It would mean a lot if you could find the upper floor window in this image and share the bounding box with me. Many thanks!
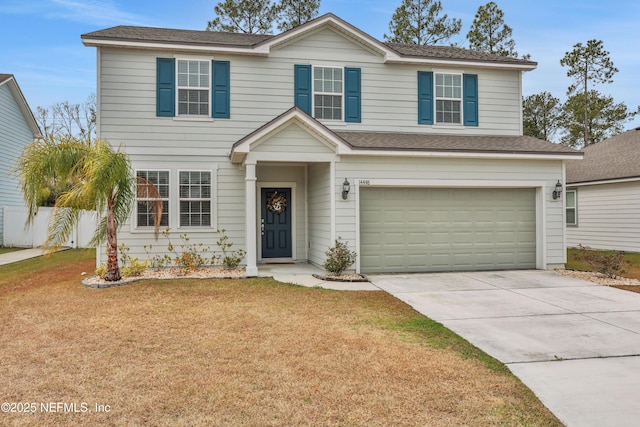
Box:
[156,58,230,119]
[566,189,577,226]
[435,73,462,124]
[177,60,210,116]
[294,64,361,123]
[313,66,343,120]
[418,71,478,127]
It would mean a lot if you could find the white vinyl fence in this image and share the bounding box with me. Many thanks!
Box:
[2,205,96,248]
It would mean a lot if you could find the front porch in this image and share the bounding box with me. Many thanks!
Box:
[230,108,353,277]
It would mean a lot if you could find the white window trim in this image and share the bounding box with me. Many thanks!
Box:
[312,65,344,122]
[133,169,171,231]
[566,189,577,226]
[177,169,217,230]
[434,72,463,125]
[176,58,211,118]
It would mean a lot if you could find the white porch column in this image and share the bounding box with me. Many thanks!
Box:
[245,161,258,277]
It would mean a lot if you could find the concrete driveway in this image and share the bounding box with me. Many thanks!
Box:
[370,270,640,427]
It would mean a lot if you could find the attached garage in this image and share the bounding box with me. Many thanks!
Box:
[359,187,537,274]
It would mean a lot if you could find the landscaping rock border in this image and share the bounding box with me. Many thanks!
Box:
[312,273,369,283]
[82,267,247,289]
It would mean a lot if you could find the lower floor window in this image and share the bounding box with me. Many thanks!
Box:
[179,171,212,227]
[136,170,169,228]
[566,189,577,225]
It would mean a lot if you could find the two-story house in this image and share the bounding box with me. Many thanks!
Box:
[81,14,581,276]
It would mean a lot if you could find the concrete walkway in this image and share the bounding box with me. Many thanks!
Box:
[258,263,378,291]
[0,248,50,266]
[370,270,640,427]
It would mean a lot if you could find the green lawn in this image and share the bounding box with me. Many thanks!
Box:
[0,249,562,426]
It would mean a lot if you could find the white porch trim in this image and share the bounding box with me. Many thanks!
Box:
[245,162,258,276]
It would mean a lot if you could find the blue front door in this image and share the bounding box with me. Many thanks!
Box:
[261,188,292,258]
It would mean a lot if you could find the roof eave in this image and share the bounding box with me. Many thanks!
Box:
[567,176,640,186]
[384,56,537,71]
[81,37,271,56]
[341,149,582,160]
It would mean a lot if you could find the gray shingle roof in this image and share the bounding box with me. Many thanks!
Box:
[81,26,272,48]
[81,14,535,67]
[385,43,535,66]
[336,131,579,155]
[566,128,640,184]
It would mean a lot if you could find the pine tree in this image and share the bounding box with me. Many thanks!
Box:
[523,92,562,142]
[560,39,618,146]
[277,0,320,32]
[384,0,461,46]
[467,2,526,58]
[207,0,279,34]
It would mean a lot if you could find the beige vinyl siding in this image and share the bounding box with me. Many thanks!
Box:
[97,156,246,266]
[335,157,565,269]
[566,181,640,252]
[308,162,332,266]
[251,123,335,154]
[0,84,33,245]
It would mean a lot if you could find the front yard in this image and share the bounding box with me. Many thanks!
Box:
[0,246,25,255]
[0,250,561,426]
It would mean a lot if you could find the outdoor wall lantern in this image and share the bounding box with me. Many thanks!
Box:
[552,180,563,200]
[342,178,351,200]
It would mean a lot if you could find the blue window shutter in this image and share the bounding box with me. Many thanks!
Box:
[212,60,230,119]
[294,64,312,115]
[156,58,175,117]
[463,74,478,126]
[344,67,361,123]
[417,71,433,124]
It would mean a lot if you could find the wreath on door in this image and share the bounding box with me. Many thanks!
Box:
[266,191,287,215]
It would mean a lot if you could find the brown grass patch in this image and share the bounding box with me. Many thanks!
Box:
[0,250,561,426]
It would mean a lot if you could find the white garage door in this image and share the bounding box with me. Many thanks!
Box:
[360,187,536,273]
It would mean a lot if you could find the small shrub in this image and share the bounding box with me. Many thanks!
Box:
[212,229,246,269]
[118,244,148,277]
[173,233,208,274]
[324,238,357,275]
[121,258,148,277]
[575,244,628,278]
[95,263,107,278]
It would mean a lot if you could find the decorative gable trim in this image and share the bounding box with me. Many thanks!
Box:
[230,107,353,164]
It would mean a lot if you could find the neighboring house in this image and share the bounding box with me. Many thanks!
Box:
[81,14,581,276]
[566,127,640,252]
[0,74,40,246]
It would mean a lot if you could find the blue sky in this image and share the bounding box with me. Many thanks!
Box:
[1,0,639,130]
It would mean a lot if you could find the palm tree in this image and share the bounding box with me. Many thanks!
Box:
[17,136,160,281]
